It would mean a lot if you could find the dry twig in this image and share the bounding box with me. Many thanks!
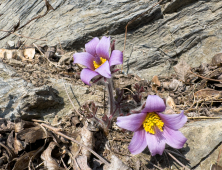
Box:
[62,78,82,118]
[189,70,222,82]
[166,151,190,170]
[41,123,110,165]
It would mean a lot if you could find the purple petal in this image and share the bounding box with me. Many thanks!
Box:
[146,130,166,156]
[163,126,187,149]
[85,37,99,56]
[142,95,166,113]
[95,61,111,78]
[116,113,147,131]
[73,52,95,70]
[109,50,123,66]
[96,36,110,60]
[158,111,187,130]
[80,68,99,86]
[128,127,147,155]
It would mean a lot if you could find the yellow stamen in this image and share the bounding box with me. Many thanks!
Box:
[93,57,107,69]
[143,112,164,134]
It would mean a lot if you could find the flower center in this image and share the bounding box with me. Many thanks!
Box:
[143,112,164,134]
[93,57,107,69]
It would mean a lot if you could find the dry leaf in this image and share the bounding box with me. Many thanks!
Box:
[7,130,14,150]
[41,142,64,170]
[194,89,221,99]
[151,75,160,92]
[162,82,171,90]
[76,155,92,170]
[23,48,35,59]
[14,134,24,154]
[0,118,14,133]
[212,53,222,67]
[81,125,94,160]
[173,59,191,82]
[12,149,37,170]
[169,79,183,91]
[70,134,81,157]
[166,96,175,109]
[14,120,25,133]
[210,163,222,170]
[44,0,54,11]
[17,125,48,143]
[0,143,15,161]
[152,75,160,86]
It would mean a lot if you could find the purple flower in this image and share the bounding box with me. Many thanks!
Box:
[116,95,187,156]
[73,36,123,85]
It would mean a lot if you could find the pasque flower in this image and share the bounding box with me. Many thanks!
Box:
[116,95,187,156]
[73,36,123,85]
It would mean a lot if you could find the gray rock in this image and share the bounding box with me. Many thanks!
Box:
[180,118,222,169]
[1,1,222,80]
[114,0,222,80]
[0,0,161,50]
[0,62,63,120]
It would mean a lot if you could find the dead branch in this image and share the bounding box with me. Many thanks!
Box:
[189,70,222,82]
[166,151,190,170]
[62,78,83,118]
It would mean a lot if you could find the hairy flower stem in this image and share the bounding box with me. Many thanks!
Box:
[105,78,115,117]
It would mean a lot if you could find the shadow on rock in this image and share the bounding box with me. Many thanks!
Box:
[15,85,64,120]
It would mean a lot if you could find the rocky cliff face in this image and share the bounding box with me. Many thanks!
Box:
[1,0,221,80]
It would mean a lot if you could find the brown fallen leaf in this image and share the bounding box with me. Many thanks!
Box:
[12,149,37,170]
[211,53,222,67]
[162,81,171,90]
[173,59,191,82]
[81,125,94,160]
[41,142,65,170]
[0,142,15,161]
[17,125,48,143]
[7,130,14,150]
[70,134,81,157]
[169,79,183,91]
[151,75,160,92]
[166,96,175,110]
[14,134,24,154]
[23,48,35,59]
[76,155,92,170]
[211,163,222,170]
[14,120,25,133]
[194,89,221,99]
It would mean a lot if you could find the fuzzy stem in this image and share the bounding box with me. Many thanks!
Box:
[105,78,115,117]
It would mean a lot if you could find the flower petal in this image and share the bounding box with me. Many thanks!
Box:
[116,113,147,131]
[158,111,187,130]
[109,50,123,66]
[146,130,166,156]
[128,127,147,155]
[80,68,99,86]
[73,52,95,70]
[163,126,187,149]
[142,95,166,113]
[95,61,111,78]
[96,36,110,60]
[85,37,99,56]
